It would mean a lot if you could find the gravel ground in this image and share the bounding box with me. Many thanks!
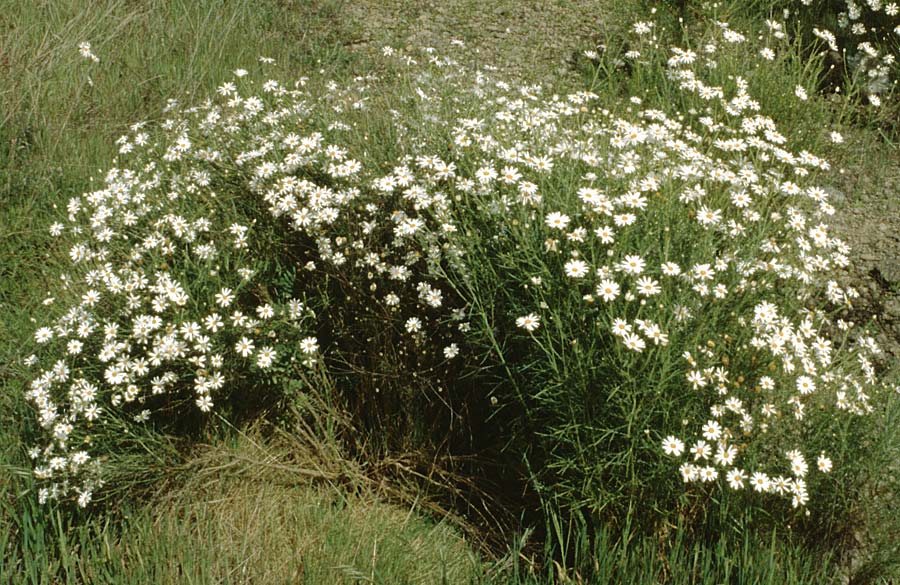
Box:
[342,0,624,86]
[827,134,900,362]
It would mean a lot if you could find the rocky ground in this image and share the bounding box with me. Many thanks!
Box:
[827,137,900,363]
[342,0,623,85]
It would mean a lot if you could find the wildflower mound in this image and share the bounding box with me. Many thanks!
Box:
[21,19,897,558]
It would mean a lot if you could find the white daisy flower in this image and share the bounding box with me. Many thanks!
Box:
[564,259,589,278]
[662,436,685,457]
[516,313,541,332]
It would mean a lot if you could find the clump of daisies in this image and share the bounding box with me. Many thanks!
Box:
[26,125,322,505]
[23,28,893,527]
[794,0,899,105]
[422,17,895,519]
[23,57,476,506]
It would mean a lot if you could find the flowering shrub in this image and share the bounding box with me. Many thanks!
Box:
[24,61,474,506]
[427,19,895,518]
[22,17,894,534]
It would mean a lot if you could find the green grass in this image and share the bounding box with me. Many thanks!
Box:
[1,435,485,584]
[0,483,843,584]
[2,0,899,583]
[0,433,848,584]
